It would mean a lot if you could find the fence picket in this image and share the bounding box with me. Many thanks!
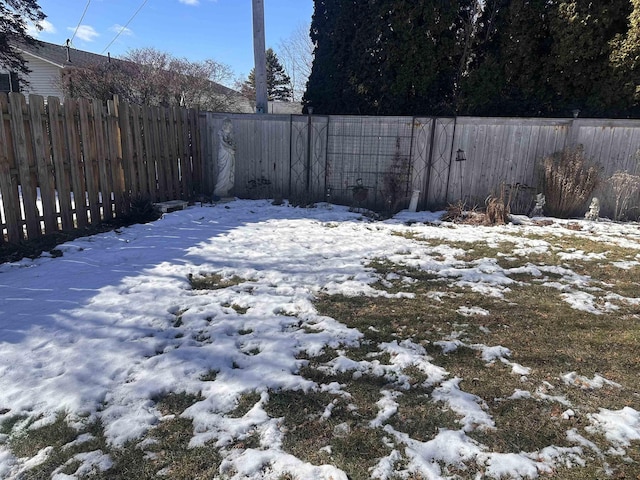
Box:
[28,95,58,233]
[130,105,148,197]
[107,99,125,215]
[0,94,21,242]
[163,108,176,199]
[176,107,189,198]
[47,97,74,230]
[117,101,136,198]
[190,108,202,195]
[8,93,40,238]
[92,101,113,219]
[77,98,101,224]
[63,99,88,229]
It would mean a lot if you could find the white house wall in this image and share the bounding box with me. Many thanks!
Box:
[22,54,64,100]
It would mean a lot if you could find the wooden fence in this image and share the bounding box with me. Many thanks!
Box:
[0,93,201,243]
[202,113,640,219]
[3,101,640,245]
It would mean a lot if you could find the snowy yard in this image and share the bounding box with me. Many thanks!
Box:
[0,199,639,479]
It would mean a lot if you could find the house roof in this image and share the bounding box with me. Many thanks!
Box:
[17,40,115,69]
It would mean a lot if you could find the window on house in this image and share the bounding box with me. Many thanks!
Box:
[0,72,20,93]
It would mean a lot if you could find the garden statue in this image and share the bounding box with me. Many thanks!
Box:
[529,193,546,217]
[585,197,600,221]
[213,118,236,199]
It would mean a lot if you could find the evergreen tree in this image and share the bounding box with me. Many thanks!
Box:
[245,48,293,102]
[609,0,640,115]
[304,0,366,113]
[548,0,633,116]
[306,0,640,117]
[0,0,46,76]
[463,0,639,117]
[462,0,555,116]
[305,0,491,115]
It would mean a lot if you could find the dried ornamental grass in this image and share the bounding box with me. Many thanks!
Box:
[608,171,640,221]
[542,146,600,218]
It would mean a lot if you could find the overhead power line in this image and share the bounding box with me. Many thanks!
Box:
[69,0,92,45]
[101,0,150,55]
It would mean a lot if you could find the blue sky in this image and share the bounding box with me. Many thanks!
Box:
[30,0,314,81]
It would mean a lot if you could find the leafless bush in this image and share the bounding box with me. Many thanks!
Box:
[542,146,600,218]
[441,201,484,224]
[441,200,465,222]
[608,171,640,221]
[382,139,411,217]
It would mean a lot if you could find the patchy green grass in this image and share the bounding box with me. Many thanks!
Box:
[2,225,640,479]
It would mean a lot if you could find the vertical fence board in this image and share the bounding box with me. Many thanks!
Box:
[189,108,202,197]
[107,99,125,215]
[177,108,190,198]
[164,107,177,199]
[141,106,158,202]
[155,108,170,200]
[63,99,88,229]
[92,101,113,219]
[48,97,74,230]
[29,95,57,233]
[118,101,137,199]
[0,94,21,242]
[8,93,40,238]
[130,105,148,197]
[78,98,101,223]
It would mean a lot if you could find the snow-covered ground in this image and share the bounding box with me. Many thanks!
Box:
[0,200,639,479]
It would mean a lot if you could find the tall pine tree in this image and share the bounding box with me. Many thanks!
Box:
[245,48,293,102]
[306,0,640,117]
[305,0,495,115]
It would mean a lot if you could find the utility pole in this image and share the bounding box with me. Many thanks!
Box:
[252,0,268,114]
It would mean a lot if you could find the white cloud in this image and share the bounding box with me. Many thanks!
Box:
[67,25,99,42]
[27,19,56,38]
[110,24,133,36]
[179,0,200,5]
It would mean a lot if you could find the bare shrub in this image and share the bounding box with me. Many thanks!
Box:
[441,201,484,224]
[382,138,411,217]
[608,171,640,221]
[441,201,465,222]
[542,146,600,218]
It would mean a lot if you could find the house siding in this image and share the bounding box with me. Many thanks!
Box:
[21,54,64,100]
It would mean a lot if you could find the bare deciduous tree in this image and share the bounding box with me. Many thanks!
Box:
[60,47,248,112]
[276,22,313,103]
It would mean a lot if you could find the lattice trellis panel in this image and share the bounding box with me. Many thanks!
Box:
[324,116,415,211]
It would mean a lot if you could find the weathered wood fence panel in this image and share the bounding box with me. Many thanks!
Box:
[0,93,201,243]
[449,118,571,209]
[203,113,294,199]
[573,120,640,217]
[4,100,640,244]
[201,114,640,218]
